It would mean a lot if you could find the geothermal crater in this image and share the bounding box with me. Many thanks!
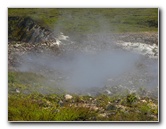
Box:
[8,17,158,97]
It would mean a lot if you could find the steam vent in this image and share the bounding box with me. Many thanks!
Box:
[8,8,159,122]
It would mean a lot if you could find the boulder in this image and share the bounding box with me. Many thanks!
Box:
[64,94,73,100]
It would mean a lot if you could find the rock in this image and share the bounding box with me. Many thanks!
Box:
[14,44,21,48]
[58,32,69,41]
[64,94,73,100]
[114,98,121,103]
[46,100,51,106]
[59,100,63,106]
[8,16,56,44]
[98,113,107,118]
[116,41,158,58]
[116,32,158,45]
[141,100,147,103]
[149,114,157,119]
[16,88,20,93]
[116,105,126,111]
[90,106,99,111]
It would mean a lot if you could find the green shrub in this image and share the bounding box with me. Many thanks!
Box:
[146,19,158,27]
[139,104,150,114]
[126,93,138,105]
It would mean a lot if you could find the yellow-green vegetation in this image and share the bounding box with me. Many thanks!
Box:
[8,92,158,121]
[8,72,158,121]
[8,8,158,33]
[8,72,65,94]
[8,93,96,121]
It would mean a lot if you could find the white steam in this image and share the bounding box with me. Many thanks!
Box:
[15,11,158,95]
[17,32,158,94]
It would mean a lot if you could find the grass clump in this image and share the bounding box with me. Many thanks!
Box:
[126,93,138,106]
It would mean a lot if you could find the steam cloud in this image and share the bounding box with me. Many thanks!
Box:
[15,11,158,94]
[17,33,158,94]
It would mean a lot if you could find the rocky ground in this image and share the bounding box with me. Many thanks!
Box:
[115,32,158,58]
[8,31,158,69]
[8,31,159,121]
[115,32,158,45]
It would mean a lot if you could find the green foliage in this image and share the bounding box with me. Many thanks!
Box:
[126,93,138,105]
[139,104,151,114]
[8,8,158,33]
[8,93,57,121]
[8,71,45,85]
[8,8,59,29]
[54,107,97,121]
[8,71,65,94]
[8,92,158,121]
[8,72,17,84]
[8,93,97,121]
